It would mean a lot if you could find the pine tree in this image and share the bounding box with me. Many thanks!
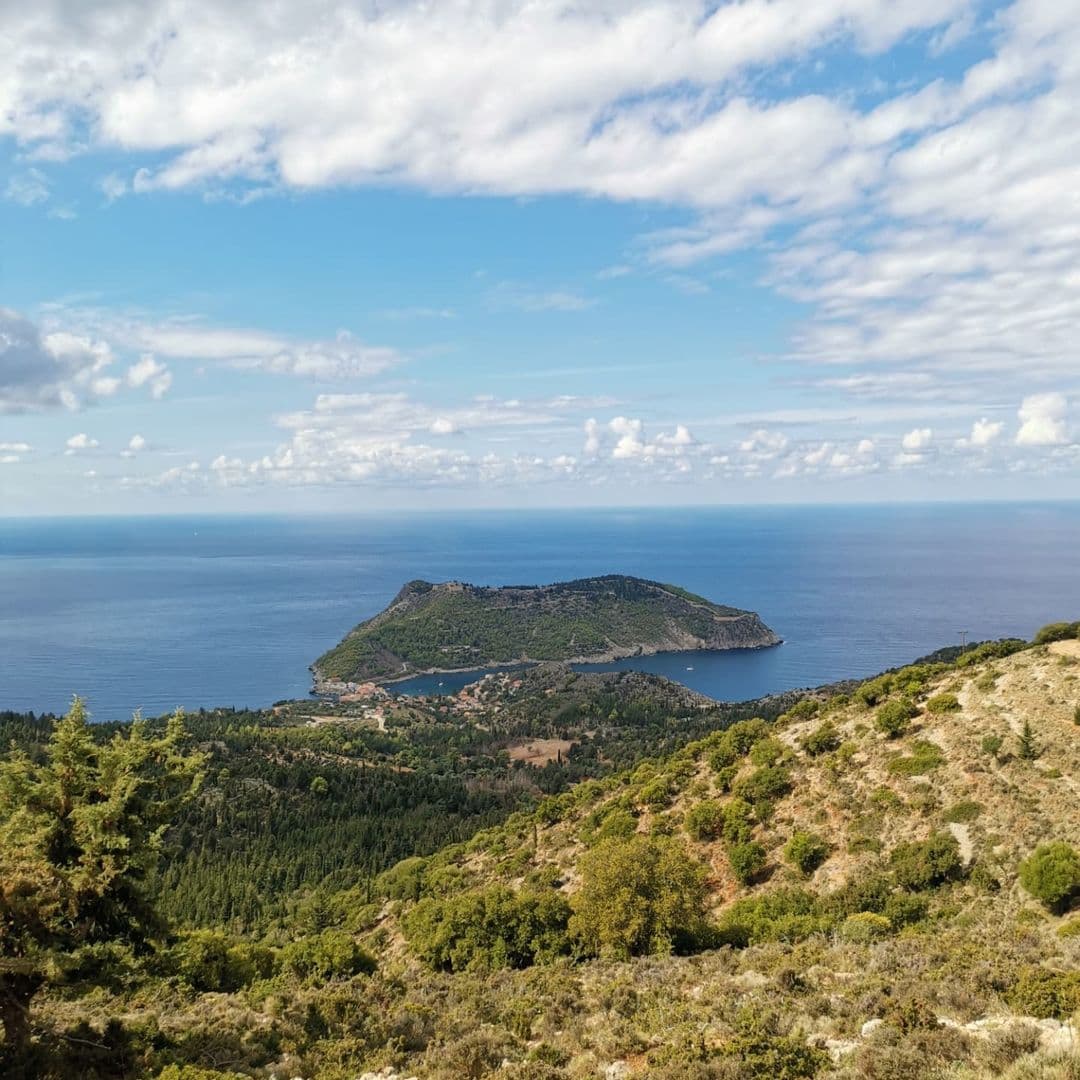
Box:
[0,698,204,1055]
[1018,718,1040,761]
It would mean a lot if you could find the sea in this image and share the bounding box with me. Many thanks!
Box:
[2,502,1078,721]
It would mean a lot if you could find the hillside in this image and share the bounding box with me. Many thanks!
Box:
[13,625,1080,1080]
[313,575,780,688]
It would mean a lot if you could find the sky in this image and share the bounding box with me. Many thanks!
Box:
[1,0,1079,514]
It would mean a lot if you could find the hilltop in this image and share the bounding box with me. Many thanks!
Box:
[313,574,780,688]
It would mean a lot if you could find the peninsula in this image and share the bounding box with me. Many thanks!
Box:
[312,574,780,689]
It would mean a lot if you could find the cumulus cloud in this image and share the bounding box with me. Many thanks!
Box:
[901,428,933,452]
[0,0,967,200]
[959,417,1004,448]
[120,433,147,458]
[65,432,99,453]
[1016,392,1070,447]
[0,308,118,412]
[126,355,172,399]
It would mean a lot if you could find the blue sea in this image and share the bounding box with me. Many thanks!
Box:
[2,503,1078,720]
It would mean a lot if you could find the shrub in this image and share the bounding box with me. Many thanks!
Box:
[890,833,964,891]
[925,692,960,714]
[719,1031,827,1078]
[943,800,982,823]
[1019,843,1080,911]
[749,736,786,767]
[981,733,1004,759]
[155,1069,249,1080]
[887,740,945,776]
[717,888,828,946]
[591,807,638,844]
[728,841,767,884]
[1034,621,1080,645]
[801,721,841,756]
[876,698,918,738]
[279,929,376,982]
[570,835,710,959]
[684,800,725,842]
[1007,968,1080,1019]
[374,855,428,901]
[784,831,830,876]
[733,765,792,809]
[403,886,571,972]
[172,930,272,992]
[720,797,756,845]
[840,912,892,942]
[637,776,671,809]
[1057,916,1080,938]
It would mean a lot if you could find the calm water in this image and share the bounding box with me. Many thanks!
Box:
[1,503,1078,719]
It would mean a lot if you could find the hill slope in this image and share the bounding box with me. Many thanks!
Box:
[313,574,780,687]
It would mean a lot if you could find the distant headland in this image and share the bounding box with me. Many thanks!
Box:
[312,574,781,691]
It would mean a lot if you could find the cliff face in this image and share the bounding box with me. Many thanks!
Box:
[313,574,780,688]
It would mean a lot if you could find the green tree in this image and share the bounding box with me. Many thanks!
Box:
[1019,843,1080,912]
[569,835,709,959]
[784,831,830,876]
[0,698,203,1054]
[1018,718,1040,761]
[728,841,767,885]
[875,698,918,738]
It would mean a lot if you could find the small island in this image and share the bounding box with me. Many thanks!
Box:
[312,574,780,690]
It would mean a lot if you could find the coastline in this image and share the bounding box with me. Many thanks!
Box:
[311,635,784,696]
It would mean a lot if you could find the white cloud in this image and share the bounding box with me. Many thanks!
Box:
[0,309,118,412]
[120,433,147,458]
[0,441,32,453]
[65,432,99,453]
[57,310,403,381]
[962,417,1004,448]
[739,429,789,457]
[901,427,933,451]
[126,355,173,399]
[1016,392,1070,446]
[0,0,967,202]
[4,169,49,206]
[429,417,459,436]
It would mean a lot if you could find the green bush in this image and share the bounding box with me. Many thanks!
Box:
[876,698,919,738]
[925,693,961,714]
[570,835,710,959]
[1007,968,1080,1019]
[640,777,672,809]
[590,807,638,844]
[720,797,756,845]
[942,800,982,823]
[733,765,792,809]
[784,831,830,876]
[280,929,376,982]
[155,1069,249,1080]
[801,721,841,756]
[719,1029,828,1078]
[1034,621,1080,645]
[981,733,1004,758]
[403,886,571,972]
[716,888,830,946]
[172,930,273,993]
[887,740,945,776]
[374,855,428,901]
[1019,843,1080,911]
[890,833,964,891]
[840,912,892,942]
[684,800,725,842]
[728,841,767,885]
[749,736,786,767]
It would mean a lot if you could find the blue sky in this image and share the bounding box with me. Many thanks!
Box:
[2,0,1078,514]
